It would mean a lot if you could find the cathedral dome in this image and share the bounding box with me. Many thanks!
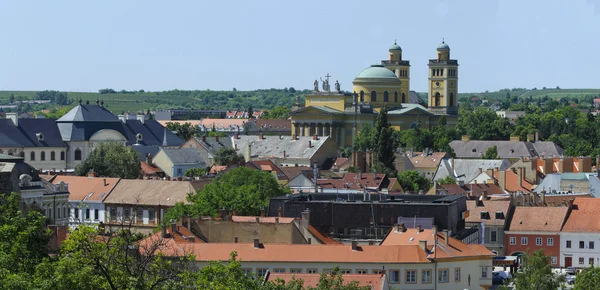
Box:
[437,41,450,50]
[354,65,399,81]
[389,43,402,51]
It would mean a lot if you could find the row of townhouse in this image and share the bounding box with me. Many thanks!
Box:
[504,198,600,268]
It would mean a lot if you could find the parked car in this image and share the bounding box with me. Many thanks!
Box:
[494,271,512,280]
[492,272,507,285]
[566,275,576,285]
[566,267,576,275]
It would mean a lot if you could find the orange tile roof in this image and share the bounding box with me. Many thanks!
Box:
[172,243,430,264]
[407,152,447,168]
[466,200,511,226]
[508,206,569,232]
[544,193,592,206]
[307,225,342,245]
[338,173,387,189]
[209,165,228,174]
[140,161,163,174]
[562,198,600,232]
[381,228,494,259]
[495,170,533,192]
[231,216,296,224]
[268,273,384,289]
[198,118,246,129]
[51,175,120,201]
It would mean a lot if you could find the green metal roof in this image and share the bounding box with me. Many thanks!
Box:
[389,43,402,51]
[437,41,450,50]
[386,103,432,115]
[354,65,399,80]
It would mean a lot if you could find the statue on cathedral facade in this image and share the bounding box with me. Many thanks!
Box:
[314,80,319,92]
[335,80,340,92]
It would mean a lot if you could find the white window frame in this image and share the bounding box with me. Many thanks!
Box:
[405,270,416,283]
[536,237,542,246]
[390,270,400,283]
[510,237,516,245]
[521,237,528,245]
[547,238,554,246]
[551,256,558,264]
[481,266,488,278]
[490,229,497,242]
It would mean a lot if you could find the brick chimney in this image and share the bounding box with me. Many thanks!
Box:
[234,133,239,139]
[215,136,219,142]
[351,240,359,251]
[88,170,96,178]
[308,140,312,148]
[497,167,506,190]
[312,135,318,141]
[443,230,449,245]
[259,133,264,140]
[283,150,286,159]
[419,240,428,252]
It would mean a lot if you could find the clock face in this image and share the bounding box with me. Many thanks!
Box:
[435,81,440,87]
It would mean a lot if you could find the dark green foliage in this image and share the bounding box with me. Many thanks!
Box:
[437,176,456,185]
[247,105,254,119]
[373,105,396,175]
[574,266,600,289]
[397,170,431,192]
[214,147,244,166]
[184,168,206,177]
[263,106,291,119]
[482,145,499,159]
[74,142,141,179]
[165,122,198,141]
[352,124,376,152]
[165,167,291,221]
[499,250,564,290]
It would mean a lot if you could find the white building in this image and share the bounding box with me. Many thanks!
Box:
[141,224,495,290]
[560,198,600,268]
[46,175,120,229]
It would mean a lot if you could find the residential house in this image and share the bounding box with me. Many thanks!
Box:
[267,273,389,290]
[180,136,233,166]
[380,225,494,289]
[103,179,195,233]
[245,160,288,184]
[560,198,600,268]
[154,109,226,121]
[141,234,494,290]
[232,134,338,167]
[534,173,596,196]
[152,148,207,177]
[495,111,526,123]
[449,138,563,159]
[465,199,512,255]
[315,173,400,193]
[504,206,570,266]
[404,151,448,181]
[0,104,184,170]
[433,158,512,184]
[48,175,120,228]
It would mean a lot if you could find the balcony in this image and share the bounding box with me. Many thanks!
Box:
[428,59,458,65]
[381,60,410,66]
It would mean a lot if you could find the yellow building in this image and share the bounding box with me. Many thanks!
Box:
[291,41,459,148]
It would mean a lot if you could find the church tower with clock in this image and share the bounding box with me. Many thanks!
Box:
[428,40,459,115]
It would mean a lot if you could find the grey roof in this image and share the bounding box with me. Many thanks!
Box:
[535,173,593,194]
[57,104,120,122]
[131,145,161,161]
[0,119,66,148]
[449,140,564,159]
[409,91,425,104]
[160,148,206,166]
[387,103,433,116]
[232,135,334,160]
[193,136,233,156]
[434,158,512,183]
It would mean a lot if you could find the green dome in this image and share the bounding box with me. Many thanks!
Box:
[437,41,450,50]
[355,65,399,80]
[389,43,402,51]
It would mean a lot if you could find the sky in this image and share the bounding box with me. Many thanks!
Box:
[0,0,599,93]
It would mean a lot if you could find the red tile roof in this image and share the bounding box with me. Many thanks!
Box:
[51,175,120,201]
[381,228,494,259]
[140,161,163,174]
[466,200,512,226]
[562,198,600,232]
[307,225,342,245]
[268,273,384,289]
[508,206,569,232]
[495,170,533,192]
[407,152,447,168]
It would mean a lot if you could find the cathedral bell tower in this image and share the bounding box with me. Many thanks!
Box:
[381,41,410,103]
[428,40,458,115]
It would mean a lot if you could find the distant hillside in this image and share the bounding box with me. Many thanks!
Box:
[1,87,600,115]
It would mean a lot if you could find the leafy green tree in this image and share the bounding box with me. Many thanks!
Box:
[346,166,360,173]
[574,266,600,289]
[9,93,15,104]
[195,252,262,289]
[482,145,499,159]
[247,105,254,119]
[75,142,141,179]
[437,176,456,185]
[166,167,291,220]
[500,250,564,290]
[214,147,244,166]
[185,168,206,178]
[352,124,376,152]
[263,106,292,119]
[0,192,50,289]
[373,105,396,175]
[165,122,197,141]
[208,131,227,137]
[397,170,431,192]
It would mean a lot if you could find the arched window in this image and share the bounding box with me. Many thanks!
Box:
[435,92,441,107]
[394,92,398,102]
[30,151,35,161]
[402,93,406,103]
[74,149,82,161]
[50,151,55,161]
[41,151,46,161]
[449,93,454,106]
[60,151,65,161]
[360,91,364,102]
[383,91,389,102]
[371,91,377,102]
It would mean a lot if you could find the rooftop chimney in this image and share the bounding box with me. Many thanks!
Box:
[275,217,279,223]
[202,135,206,142]
[146,153,152,165]
[443,230,449,245]
[259,133,264,140]
[136,114,145,124]
[351,240,359,251]
[103,178,107,186]
[277,207,282,217]
[308,140,312,148]
[416,225,422,233]
[187,236,195,243]
[313,135,318,141]
[307,238,311,244]
[215,135,219,142]
[88,170,96,178]
[6,112,18,126]
[283,150,286,159]
[432,225,437,237]
[541,189,546,205]
[234,133,239,139]
[301,209,310,229]
[419,240,428,252]
[253,238,260,249]
[245,144,251,162]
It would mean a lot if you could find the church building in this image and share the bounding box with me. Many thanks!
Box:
[290,40,459,148]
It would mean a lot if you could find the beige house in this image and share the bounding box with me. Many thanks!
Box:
[103,179,195,233]
[404,151,448,181]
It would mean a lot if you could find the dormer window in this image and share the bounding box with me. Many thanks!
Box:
[495,212,505,219]
[36,132,44,141]
[480,211,490,219]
